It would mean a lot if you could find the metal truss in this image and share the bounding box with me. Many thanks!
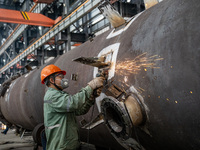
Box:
[0,0,102,74]
[0,3,47,56]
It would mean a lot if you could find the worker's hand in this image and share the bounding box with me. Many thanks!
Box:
[93,87,103,98]
[89,87,103,101]
[88,77,105,90]
[89,94,95,101]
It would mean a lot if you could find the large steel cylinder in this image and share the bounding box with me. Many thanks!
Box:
[1,69,44,130]
[0,59,58,130]
[0,0,199,149]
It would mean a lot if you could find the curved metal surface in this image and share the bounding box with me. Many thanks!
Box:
[0,0,200,149]
[0,58,58,130]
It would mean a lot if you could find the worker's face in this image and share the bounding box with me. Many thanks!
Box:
[52,73,65,89]
[49,73,69,90]
[55,73,64,86]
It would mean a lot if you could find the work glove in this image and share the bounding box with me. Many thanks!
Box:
[89,87,103,101]
[88,77,105,90]
[89,94,95,101]
[93,87,103,98]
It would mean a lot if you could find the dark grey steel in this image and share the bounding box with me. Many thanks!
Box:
[0,0,200,149]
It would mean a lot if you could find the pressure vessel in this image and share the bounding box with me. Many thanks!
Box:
[0,0,200,149]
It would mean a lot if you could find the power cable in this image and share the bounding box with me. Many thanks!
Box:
[87,100,95,150]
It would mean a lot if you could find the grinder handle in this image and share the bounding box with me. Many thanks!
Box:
[93,69,108,97]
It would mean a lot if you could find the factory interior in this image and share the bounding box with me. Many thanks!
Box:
[0,0,199,150]
[0,0,148,84]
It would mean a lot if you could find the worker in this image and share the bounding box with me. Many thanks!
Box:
[41,64,105,150]
[1,125,9,135]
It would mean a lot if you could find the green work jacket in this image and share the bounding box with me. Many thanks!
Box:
[44,86,93,150]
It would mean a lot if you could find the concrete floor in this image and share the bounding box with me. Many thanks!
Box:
[0,129,96,150]
[0,129,38,150]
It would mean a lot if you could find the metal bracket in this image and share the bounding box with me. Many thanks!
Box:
[81,114,104,129]
[98,0,126,28]
[72,56,110,68]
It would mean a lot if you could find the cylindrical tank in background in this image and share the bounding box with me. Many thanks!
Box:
[0,0,200,149]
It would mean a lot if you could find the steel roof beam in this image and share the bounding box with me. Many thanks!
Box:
[0,4,16,10]
[0,3,47,56]
[0,0,102,74]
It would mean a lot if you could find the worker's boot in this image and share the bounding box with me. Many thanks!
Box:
[1,131,6,134]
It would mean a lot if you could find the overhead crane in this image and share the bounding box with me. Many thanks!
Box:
[0,0,102,74]
[0,3,47,55]
[0,8,61,27]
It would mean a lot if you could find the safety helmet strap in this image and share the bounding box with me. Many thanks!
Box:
[50,74,63,91]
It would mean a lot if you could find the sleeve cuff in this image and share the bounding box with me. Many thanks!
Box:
[84,85,93,97]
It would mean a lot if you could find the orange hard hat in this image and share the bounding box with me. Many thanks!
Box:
[41,64,66,84]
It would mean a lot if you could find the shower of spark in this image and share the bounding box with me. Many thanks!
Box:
[115,52,164,76]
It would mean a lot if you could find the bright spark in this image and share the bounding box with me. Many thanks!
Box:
[139,87,145,91]
[115,52,164,75]
[124,76,128,82]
